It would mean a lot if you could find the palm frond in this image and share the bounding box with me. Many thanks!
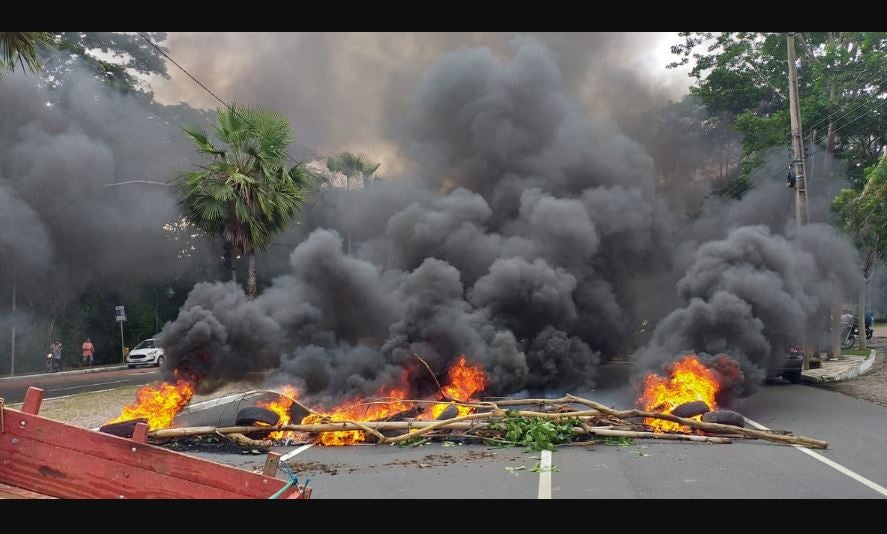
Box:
[0,32,55,77]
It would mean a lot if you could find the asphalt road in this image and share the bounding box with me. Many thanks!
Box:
[188,380,887,498]
[0,367,161,403]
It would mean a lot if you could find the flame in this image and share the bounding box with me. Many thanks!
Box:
[105,374,195,430]
[427,355,487,419]
[301,385,412,446]
[256,385,300,440]
[302,357,489,446]
[637,354,720,433]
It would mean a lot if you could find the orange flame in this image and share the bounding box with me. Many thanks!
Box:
[427,355,487,419]
[301,357,488,446]
[105,376,195,430]
[301,384,412,446]
[637,354,720,433]
[256,385,300,440]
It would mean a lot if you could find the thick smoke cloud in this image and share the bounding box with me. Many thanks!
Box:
[636,224,859,395]
[0,68,214,310]
[151,32,688,173]
[156,36,859,404]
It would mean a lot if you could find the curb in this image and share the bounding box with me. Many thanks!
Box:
[802,349,877,384]
[0,365,129,383]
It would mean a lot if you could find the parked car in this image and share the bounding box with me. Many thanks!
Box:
[126,338,164,368]
[767,345,805,383]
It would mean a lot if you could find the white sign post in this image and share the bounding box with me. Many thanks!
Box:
[115,306,127,363]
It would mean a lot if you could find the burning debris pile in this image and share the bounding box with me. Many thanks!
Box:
[104,353,828,451]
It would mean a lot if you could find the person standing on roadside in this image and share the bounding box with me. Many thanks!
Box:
[81,337,94,367]
[50,340,63,372]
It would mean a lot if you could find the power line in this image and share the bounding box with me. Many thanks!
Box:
[804,89,886,147]
[803,96,887,163]
[138,33,301,165]
[803,76,887,139]
[718,94,882,199]
[137,32,239,117]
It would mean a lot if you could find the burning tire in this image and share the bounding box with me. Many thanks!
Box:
[100,418,149,438]
[235,407,280,427]
[236,407,280,438]
[701,410,745,427]
[670,400,710,418]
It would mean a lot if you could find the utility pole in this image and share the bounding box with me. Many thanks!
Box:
[787,33,819,368]
[787,33,809,226]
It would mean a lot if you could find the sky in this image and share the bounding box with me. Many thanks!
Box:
[147,32,693,174]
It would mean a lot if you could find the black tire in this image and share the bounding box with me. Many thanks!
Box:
[670,400,710,418]
[235,407,280,427]
[701,410,745,427]
[127,364,135,369]
[100,418,148,438]
[841,335,855,350]
[784,370,802,384]
[156,355,164,368]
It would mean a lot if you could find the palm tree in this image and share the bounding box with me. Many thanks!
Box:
[177,105,320,297]
[0,32,55,78]
[324,152,381,254]
[325,151,381,191]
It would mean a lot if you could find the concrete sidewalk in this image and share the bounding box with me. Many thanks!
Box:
[802,350,876,384]
[0,365,128,383]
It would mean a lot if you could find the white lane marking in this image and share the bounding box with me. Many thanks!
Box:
[7,388,119,409]
[745,417,887,497]
[538,450,553,499]
[280,443,315,463]
[46,379,129,392]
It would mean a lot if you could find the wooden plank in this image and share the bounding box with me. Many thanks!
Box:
[21,388,43,415]
[1,406,299,499]
[2,433,246,499]
[131,422,148,443]
[262,452,280,477]
[286,486,312,499]
[0,482,56,499]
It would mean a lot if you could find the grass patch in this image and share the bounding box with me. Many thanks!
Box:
[841,348,872,357]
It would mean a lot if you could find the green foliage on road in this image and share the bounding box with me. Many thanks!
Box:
[486,411,580,451]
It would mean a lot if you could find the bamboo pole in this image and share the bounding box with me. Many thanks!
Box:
[582,427,732,444]
[146,394,828,449]
[562,394,828,449]
[148,421,485,439]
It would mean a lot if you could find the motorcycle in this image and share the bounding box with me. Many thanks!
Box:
[840,319,857,350]
[842,315,874,349]
[852,318,874,341]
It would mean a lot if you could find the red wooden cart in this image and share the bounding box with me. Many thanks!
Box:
[0,387,311,499]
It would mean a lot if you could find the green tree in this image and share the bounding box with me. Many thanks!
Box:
[671,32,887,188]
[833,153,887,348]
[43,32,169,94]
[0,32,55,78]
[325,151,381,191]
[177,105,320,297]
[324,151,381,253]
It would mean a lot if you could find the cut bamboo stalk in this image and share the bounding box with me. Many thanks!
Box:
[562,394,829,449]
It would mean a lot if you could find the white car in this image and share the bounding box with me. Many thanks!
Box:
[126,338,164,368]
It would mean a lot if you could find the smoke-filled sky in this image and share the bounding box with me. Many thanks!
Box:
[149,34,859,403]
[0,33,862,402]
[148,32,691,174]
